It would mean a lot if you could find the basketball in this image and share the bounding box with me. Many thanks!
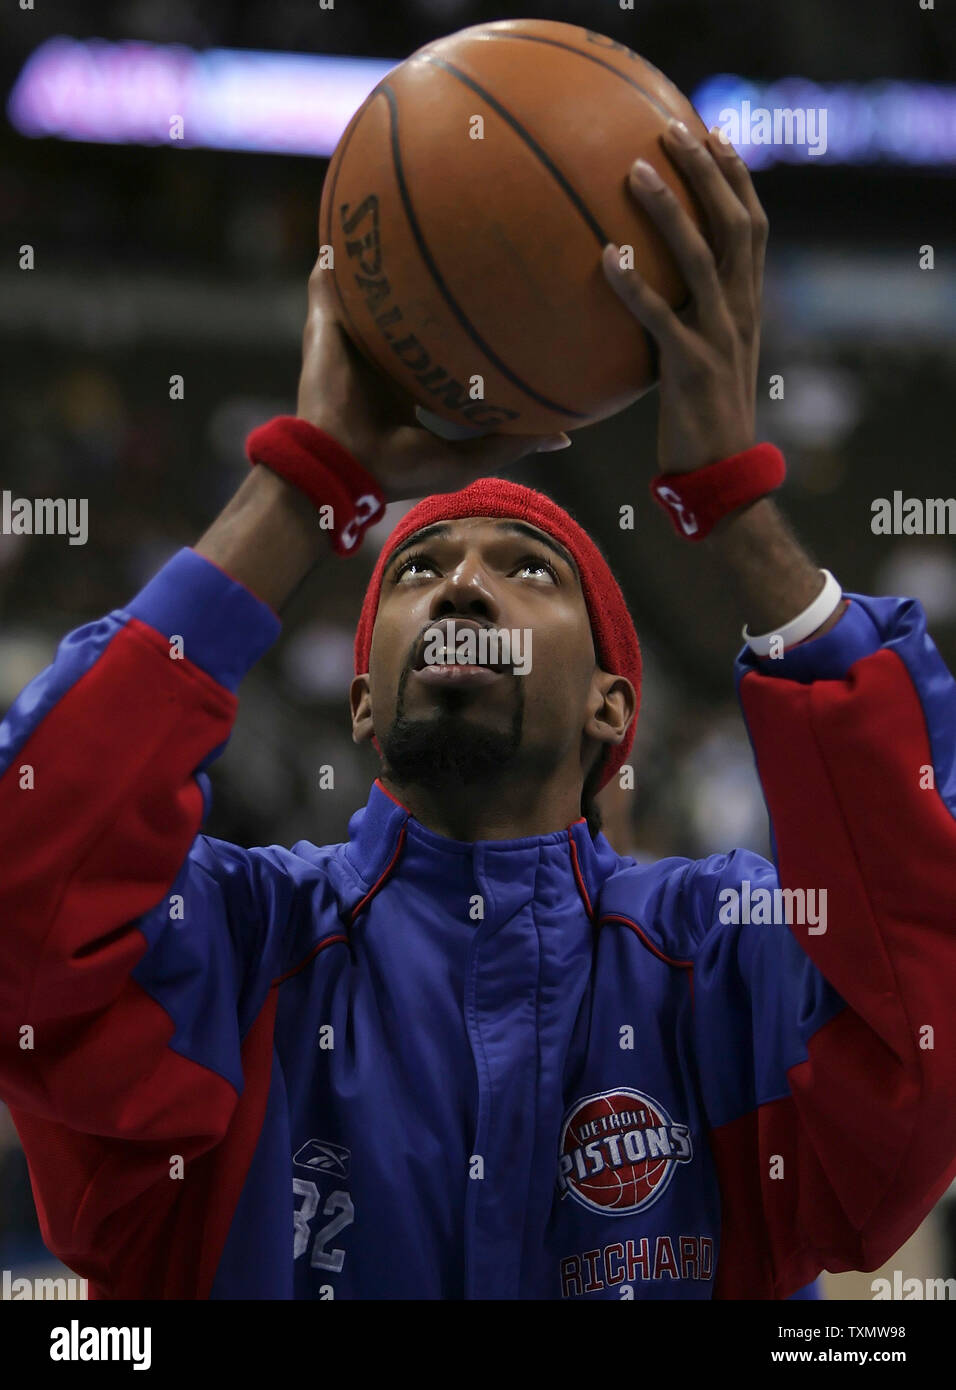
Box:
[319,18,708,436]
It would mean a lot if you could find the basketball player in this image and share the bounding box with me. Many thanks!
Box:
[1,123,954,1300]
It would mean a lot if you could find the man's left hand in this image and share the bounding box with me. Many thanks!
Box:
[602,119,768,477]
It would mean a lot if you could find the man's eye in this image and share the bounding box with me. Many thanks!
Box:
[393,550,558,582]
[394,551,436,581]
[515,554,558,582]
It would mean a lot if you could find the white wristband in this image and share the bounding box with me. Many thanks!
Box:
[743,569,843,656]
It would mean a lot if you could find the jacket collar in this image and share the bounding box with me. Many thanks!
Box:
[345,778,620,920]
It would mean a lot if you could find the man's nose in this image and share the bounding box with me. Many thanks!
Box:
[429,557,500,620]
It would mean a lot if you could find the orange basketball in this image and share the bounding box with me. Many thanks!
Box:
[319,18,708,435]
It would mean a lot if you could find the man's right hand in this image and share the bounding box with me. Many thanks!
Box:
[296,257,572,504]
[195,258,571,613]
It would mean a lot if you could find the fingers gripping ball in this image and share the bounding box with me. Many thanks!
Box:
[319,18,707,436]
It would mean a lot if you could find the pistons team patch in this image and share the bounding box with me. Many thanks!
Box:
[557,1087,693,1214]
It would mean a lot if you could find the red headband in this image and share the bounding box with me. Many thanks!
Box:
[354,478,641,793]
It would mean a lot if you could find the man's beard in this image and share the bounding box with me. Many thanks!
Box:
[380,666,525,789]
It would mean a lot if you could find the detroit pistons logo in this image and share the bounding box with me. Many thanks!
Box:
[557,1087,693,1215]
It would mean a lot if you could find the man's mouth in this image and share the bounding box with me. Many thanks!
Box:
[412,618,514,676]
[412,663,506,688]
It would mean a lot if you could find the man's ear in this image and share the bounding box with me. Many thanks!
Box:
[583,670,636,749]
[350,673,375,746]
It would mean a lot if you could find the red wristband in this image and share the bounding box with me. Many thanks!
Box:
[650,443,786,540]
[245,415,386,556]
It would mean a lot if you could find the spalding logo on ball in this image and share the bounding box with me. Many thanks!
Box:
[319,18,708,436]
[557,1087,693,1214]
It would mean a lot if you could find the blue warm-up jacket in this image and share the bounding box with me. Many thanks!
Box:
[1,547,954,1299]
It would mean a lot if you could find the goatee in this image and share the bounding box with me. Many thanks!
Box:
[380,674,524,789]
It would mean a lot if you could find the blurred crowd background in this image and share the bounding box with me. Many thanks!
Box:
[1,0,954,1298]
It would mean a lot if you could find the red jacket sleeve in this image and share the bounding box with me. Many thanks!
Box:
[697,594,956,1297]
[0,548,286,1292]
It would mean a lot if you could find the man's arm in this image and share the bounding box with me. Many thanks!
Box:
[0,542,286,1292]
[705,497,847,641]
[699,590,956,1297]
[0,249,565,1291]
[602,119,844,641]
[602,119,956,1294]
[0,248,565,1129]
[194,465,328,612]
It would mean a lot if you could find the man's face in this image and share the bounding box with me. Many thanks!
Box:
[350,516,635,791]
